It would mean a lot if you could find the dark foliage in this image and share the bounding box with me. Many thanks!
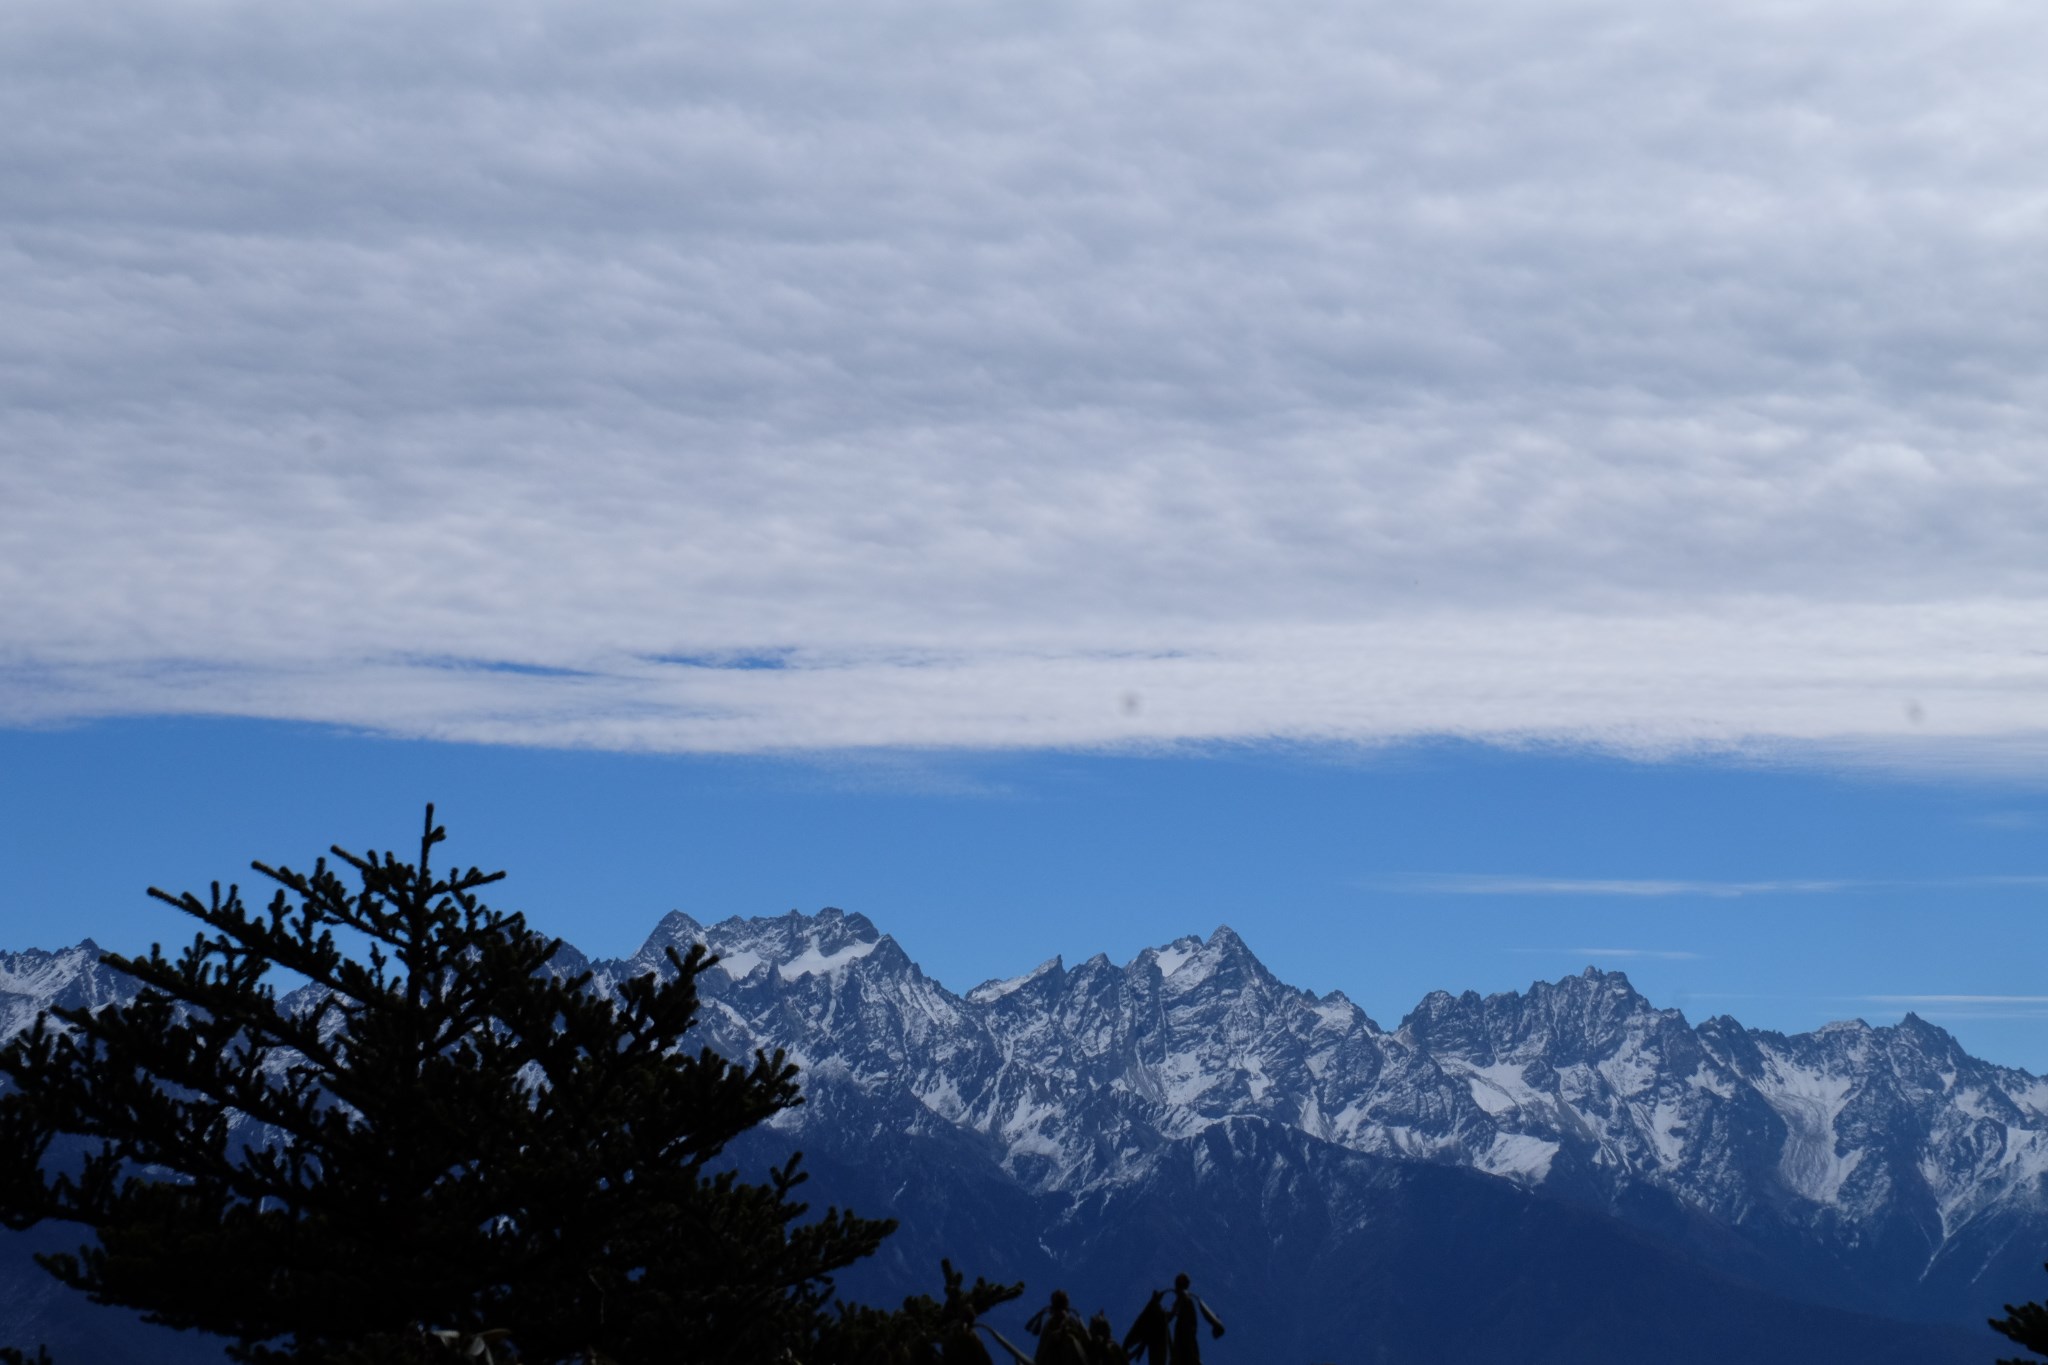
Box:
[0,807,989,1364]
[826,1259,1023,1365]
[1993,1265,2048,1364]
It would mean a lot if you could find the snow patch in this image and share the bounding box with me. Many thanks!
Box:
[1152,1046,1222,1110]
[1151,946,1193,978]
[968,957,1061,1002]
[1645,1099,1689,1166]
[0,948,96,1001]
[1687,1063,1735,1100]
[1479,1132,1560,1183]
[2010,1078,2048,1123]
[1313,998,1360,1031]
[716,951,763,980]
[778,940,877,981]
[1956,1088,2001,1122]
[1761,1053,1860,1205]
[1458,1061,1548,1117]
[1995,1130,2048,1193]
[1597,1045,1663,1098]
[917,1074,966,1121]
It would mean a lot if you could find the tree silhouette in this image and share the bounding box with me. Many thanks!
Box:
[0,807,993,1364]
[1993,1268,2048,1364]
[827,1258,1025,1365]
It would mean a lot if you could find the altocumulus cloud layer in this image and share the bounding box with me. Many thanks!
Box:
[3,0,2045,760]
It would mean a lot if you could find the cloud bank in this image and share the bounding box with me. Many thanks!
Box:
[3,0,2045,760]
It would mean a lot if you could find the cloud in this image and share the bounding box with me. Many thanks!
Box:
[4,0,2048,759]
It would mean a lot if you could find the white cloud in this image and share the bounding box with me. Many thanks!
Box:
[4,0,2047,759]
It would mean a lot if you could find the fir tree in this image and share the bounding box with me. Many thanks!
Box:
[825,1259,1024,1365]
[1993,1268,2048,1365]
[0,807,965,1364]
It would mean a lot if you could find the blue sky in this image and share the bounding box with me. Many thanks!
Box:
[2,2,2045,1063]
[5,719,2045,1068]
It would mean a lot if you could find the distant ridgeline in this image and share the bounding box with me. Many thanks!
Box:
[4,911,2039,1364]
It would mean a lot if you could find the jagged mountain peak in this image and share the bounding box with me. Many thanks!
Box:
[1516,966,1667,1036]
[633,909,702,954]
[835,921,1276,1009]
[1893,1010,1955,1044]
[1534,963,1647,999]
[1316,985,1363,1011]
[1133,924,1270,994]
[1134,933,1204,976]
[1404,985,1479,1013]
[0,940,138,1036]
[621,906,889,985]
[1190,923,1257,966]
[0,940,108,991]
[967,956,1064,1004]
[9,903,2048,1334]
[1398,967,1665,1055]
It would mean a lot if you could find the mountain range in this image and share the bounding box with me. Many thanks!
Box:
[5,911,2041,1363]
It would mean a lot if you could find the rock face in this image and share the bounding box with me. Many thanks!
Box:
[613,912,2048,1327]
[0,940,137,1039]
[2,915,2038,1363]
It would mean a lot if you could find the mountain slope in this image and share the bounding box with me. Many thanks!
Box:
[1,917,2034,1362]
[644,908,2048,1328]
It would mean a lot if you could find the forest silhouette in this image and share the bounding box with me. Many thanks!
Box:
[0,809,1229,1365]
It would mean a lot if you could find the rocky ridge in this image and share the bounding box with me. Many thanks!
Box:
[597,908,2048,1322]
[5,910,2044,1337]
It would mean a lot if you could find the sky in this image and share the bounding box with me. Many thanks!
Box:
[2,1,2045,1062]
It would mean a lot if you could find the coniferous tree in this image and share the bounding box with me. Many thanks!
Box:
[825,1259,1024,1365]
[1993,1269,2048,1364]
[0,807,970,1364]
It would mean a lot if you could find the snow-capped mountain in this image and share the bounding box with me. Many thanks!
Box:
[610,908,2048,1327]
[2,914,2035,1363]
[0,940,138,1039]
